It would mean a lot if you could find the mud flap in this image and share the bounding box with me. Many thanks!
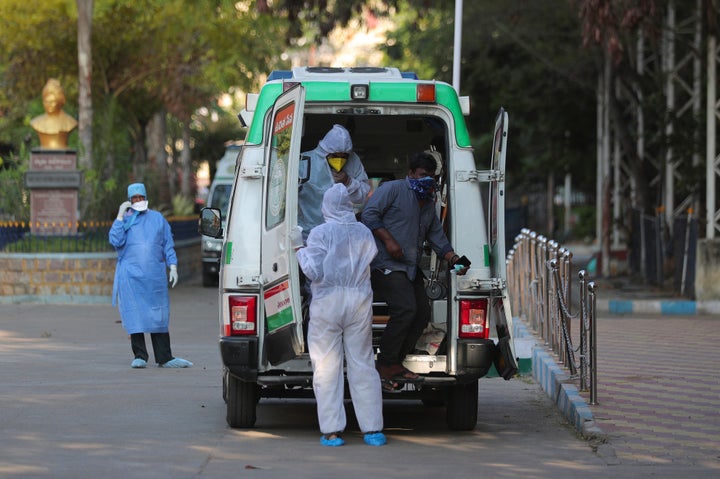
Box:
[266,324,301,365]
[493,335,518,380]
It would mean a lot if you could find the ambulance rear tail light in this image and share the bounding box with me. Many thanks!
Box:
[417,84,436,103]
[227,296,257,336]
[458,299,489,339]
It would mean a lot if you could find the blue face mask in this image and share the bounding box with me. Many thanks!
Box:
[408,176,436,201]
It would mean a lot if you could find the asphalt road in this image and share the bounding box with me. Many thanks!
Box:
[0,277,711,479]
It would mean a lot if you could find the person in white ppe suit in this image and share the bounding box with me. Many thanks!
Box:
[298,124,370,237]
[295,183,386,447]
[109,183,192,369]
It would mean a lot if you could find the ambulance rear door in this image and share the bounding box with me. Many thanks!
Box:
[260,85,306,365]
[488,107,518,378]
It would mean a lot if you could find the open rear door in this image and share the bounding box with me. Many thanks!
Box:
[488,108,508,273]
[261,85,306,365]
[488,108,518,379]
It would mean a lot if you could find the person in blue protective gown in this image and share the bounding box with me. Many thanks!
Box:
[109,183,193,369]
[295,183,386,447]
[298,124,370,237]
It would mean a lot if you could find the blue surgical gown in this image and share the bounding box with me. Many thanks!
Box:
[109,210,177,334]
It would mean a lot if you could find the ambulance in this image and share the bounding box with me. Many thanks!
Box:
[199,66,517,430]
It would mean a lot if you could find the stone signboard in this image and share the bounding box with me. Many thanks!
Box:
[29,190,78,235]
[27,149,79,235]
[30,152,77,170]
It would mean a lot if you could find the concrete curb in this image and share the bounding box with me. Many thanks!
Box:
[596,298,720,315]
[514,320,603,438]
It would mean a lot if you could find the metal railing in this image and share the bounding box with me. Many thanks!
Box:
[0,217,200,253]
[0,221,114,252]
[507,228,598,404]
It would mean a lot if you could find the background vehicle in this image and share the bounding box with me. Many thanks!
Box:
[200,66,517,430]
[201,144,241,287]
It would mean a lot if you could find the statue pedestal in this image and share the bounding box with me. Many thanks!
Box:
[26,149,81,235]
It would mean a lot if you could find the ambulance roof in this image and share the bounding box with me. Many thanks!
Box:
[244,67,470,147]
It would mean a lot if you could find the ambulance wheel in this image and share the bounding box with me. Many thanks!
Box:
[445,380,478,431]
[225,371,258,428]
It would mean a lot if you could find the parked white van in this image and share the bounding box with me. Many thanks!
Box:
[201,144,241,286]
[200,66,517,430]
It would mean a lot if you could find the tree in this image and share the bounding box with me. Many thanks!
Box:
[77,0,93,215]
[0,0,292,219]
[1,0,407,209]
[383,0,598,236]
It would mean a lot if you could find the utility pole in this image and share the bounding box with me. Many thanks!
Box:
[452,0,463,93]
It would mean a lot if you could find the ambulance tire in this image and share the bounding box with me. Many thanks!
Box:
[445,379,478,431]
[225,371,259,428]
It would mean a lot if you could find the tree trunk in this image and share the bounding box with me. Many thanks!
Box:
[77,0,93,216]
[181,123,192,197]
[132,123,146,181]
[547,171,555,237]
[146,110,171,209]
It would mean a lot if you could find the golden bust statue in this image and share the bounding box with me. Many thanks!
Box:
[30,79,78,149]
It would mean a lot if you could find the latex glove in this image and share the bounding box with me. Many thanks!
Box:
[169,265,178,288]
[116,201,132,221]
[453,264,470,276]
[289,226,304,250]
[450,254,470,276]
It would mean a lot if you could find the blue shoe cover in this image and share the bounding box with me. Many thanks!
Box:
[364,432,387,446]
[159,358,193,368]
[320,434,344,447]
[131,358,147,369]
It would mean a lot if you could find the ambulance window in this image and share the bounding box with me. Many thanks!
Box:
[265,102,295,230]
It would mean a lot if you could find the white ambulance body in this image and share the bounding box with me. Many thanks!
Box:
[200,66,517,430]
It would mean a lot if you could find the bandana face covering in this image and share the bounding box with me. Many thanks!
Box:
[327,156,348,172]
[130,200,148,212]
[408,176,436,201]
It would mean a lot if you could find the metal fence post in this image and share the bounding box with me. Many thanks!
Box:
[589,281,598,405]
[579,269,588,391]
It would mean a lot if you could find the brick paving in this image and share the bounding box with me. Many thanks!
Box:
[580,315,720,468]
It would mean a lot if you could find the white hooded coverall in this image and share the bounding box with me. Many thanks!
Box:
[296,183,383,435]
[298,124,370,237]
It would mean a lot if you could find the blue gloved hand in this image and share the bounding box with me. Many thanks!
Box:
[169,265,178,288]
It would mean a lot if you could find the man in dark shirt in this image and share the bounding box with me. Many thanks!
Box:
[361,152,467,391]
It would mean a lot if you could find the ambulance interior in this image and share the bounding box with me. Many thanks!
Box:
[298,112,470,351]
[299,113,450,192]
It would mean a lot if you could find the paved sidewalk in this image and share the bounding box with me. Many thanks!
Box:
[524,241,720,472]
[563,241,720,315]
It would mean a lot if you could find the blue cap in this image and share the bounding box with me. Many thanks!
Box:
[127,183,147,199]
